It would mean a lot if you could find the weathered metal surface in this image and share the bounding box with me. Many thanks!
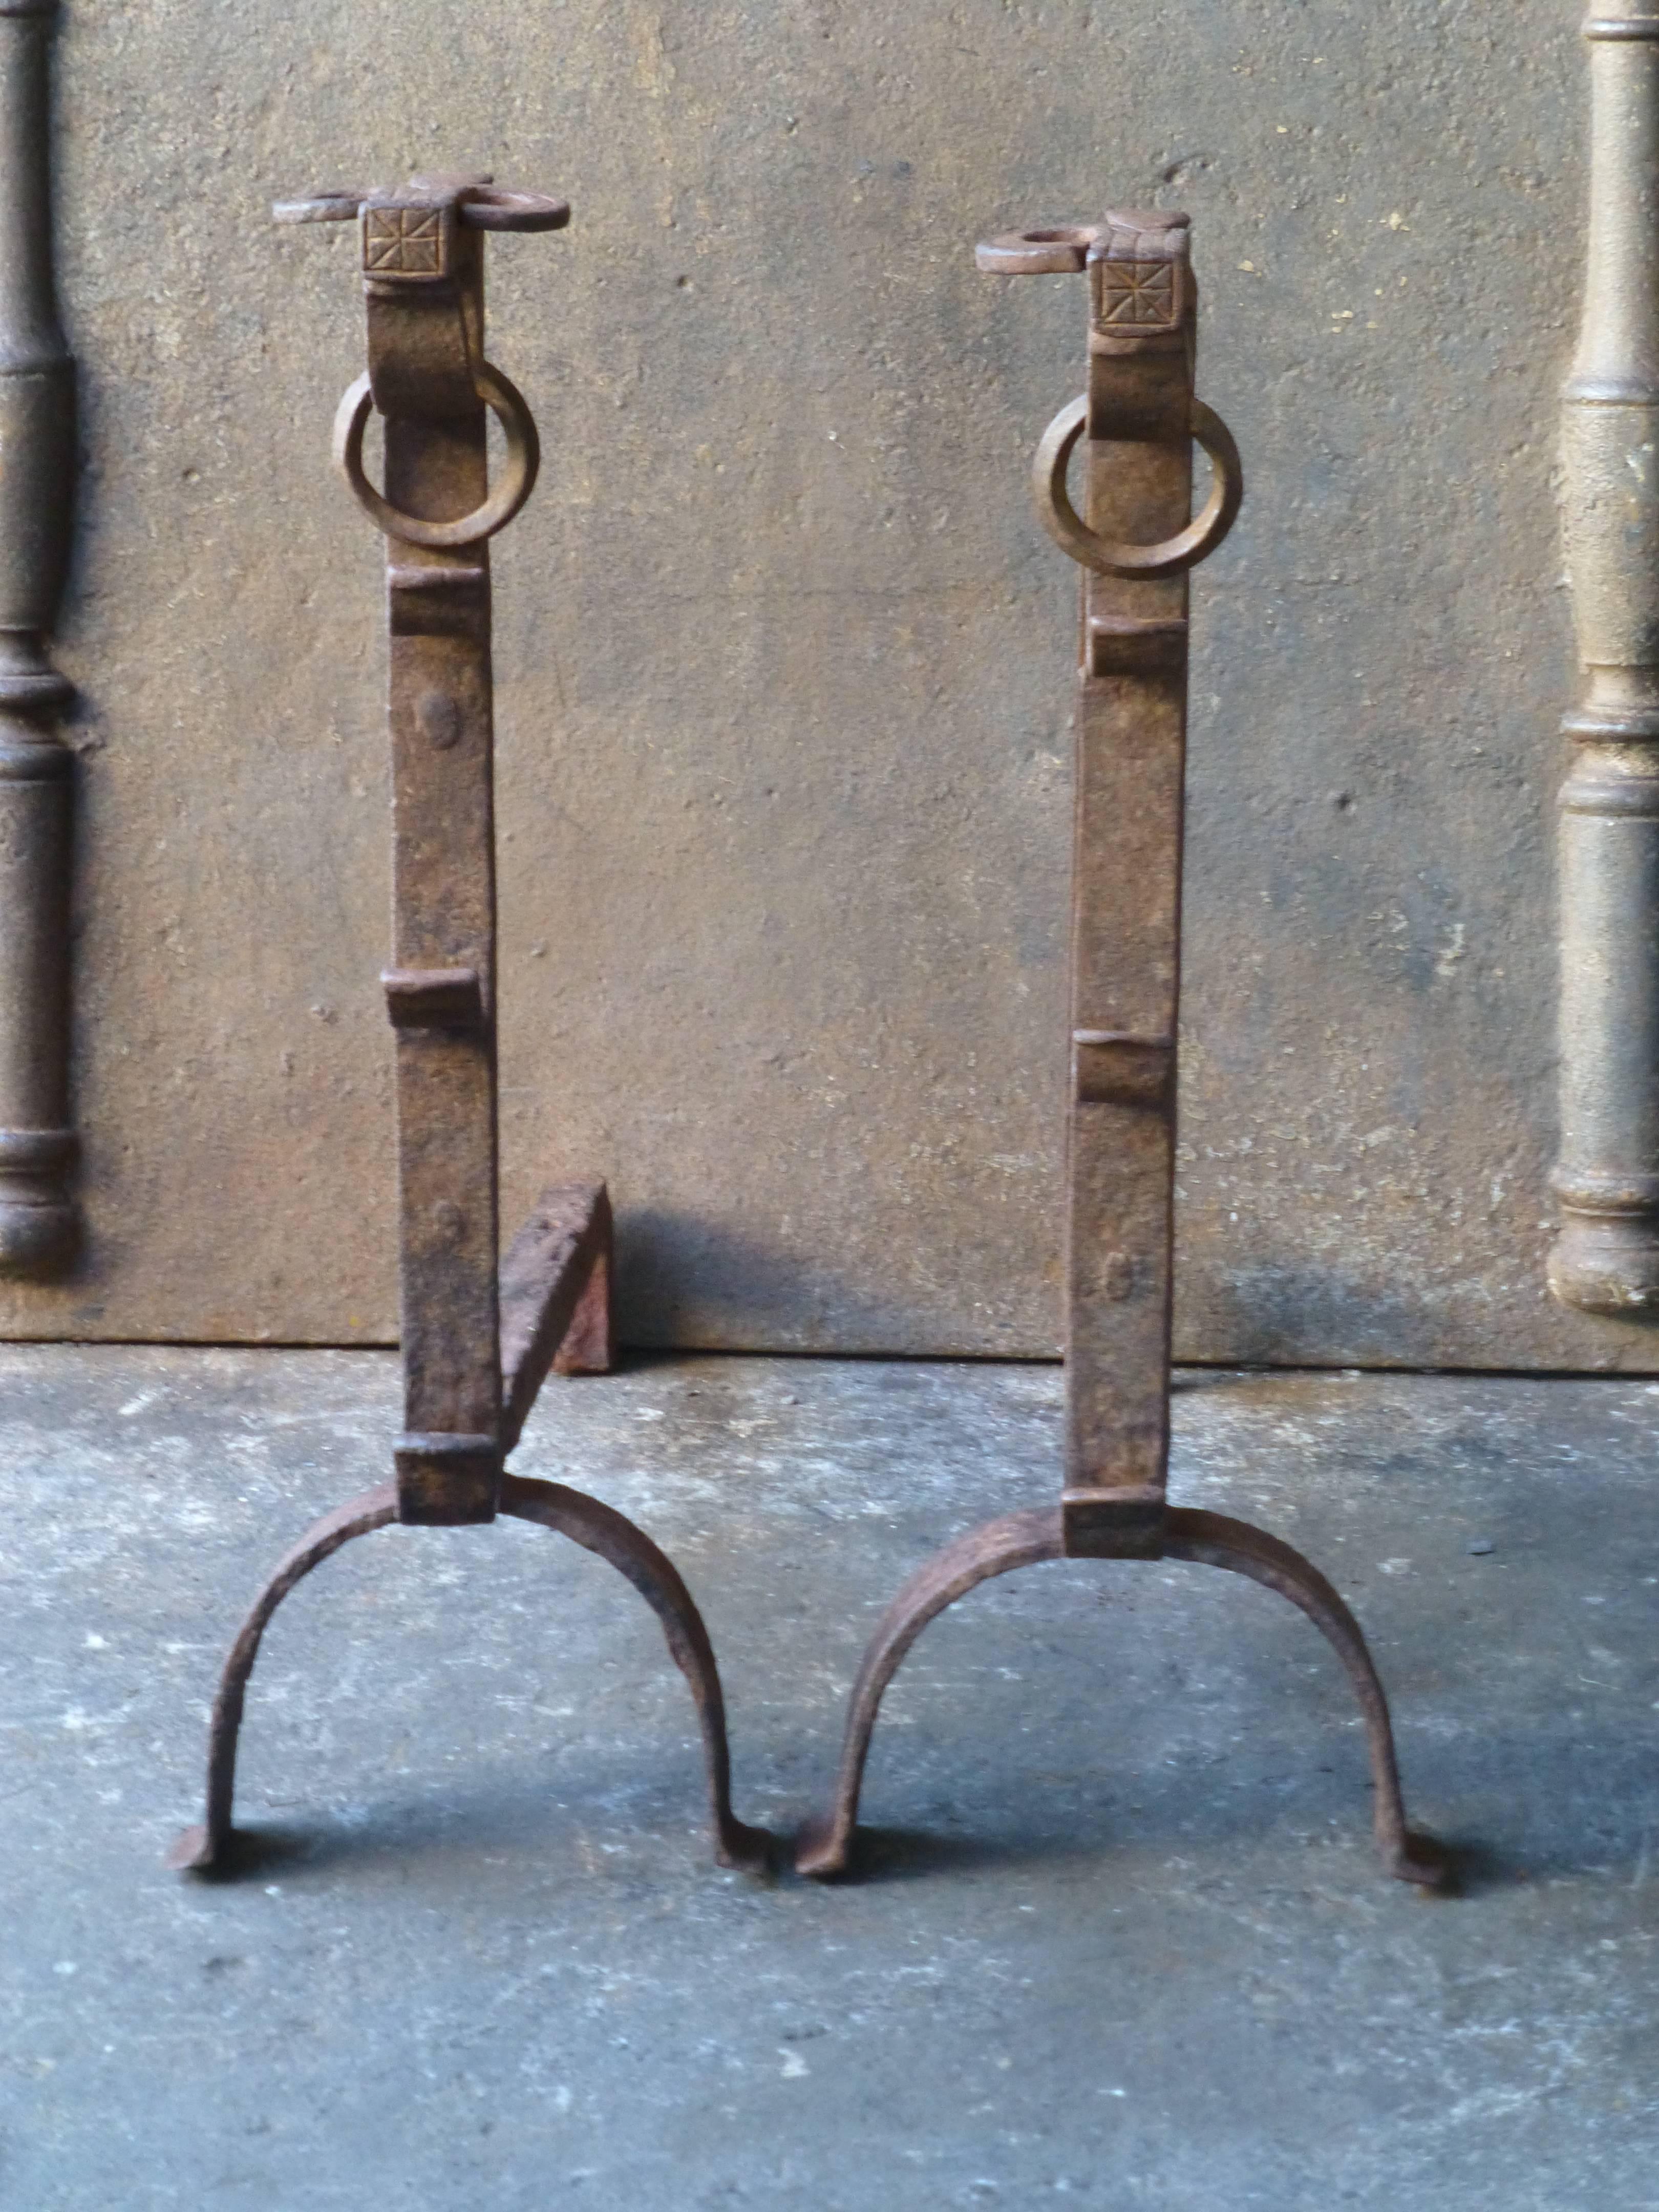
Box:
[499,1179,613,1450]
[1550,8,1659,1314]
[165,1483,398,1874]
[167,1472,767,1877]
[799,212,1439,1890]
[173,179,759,1875]
[0,0,75,1279]
[378,341,504,1517]
[1061,213,1196,1533]
[498,1473,769,1870]
[795,1503,1439,1887]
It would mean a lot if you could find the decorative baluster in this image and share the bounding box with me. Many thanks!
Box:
[1551,8,1659,1314]
[0,0,76,1277]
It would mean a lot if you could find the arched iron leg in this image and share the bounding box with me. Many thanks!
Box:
[165,1484,398,1873]
[796,1505,1444,1888]
[499,1474,771,1870]
[1162,1508,1445,1887]
[168,1475,769,1876]
[795,1508,1064,1876]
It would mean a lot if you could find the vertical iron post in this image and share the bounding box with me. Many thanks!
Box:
[796,211,1442,1893]
[0,0,75,1278]
[169,175,767,1879]
[1551,8,1659,1313]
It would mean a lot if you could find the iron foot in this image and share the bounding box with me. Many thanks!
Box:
[498,1474,771,1870]
[165,1484,397,1873]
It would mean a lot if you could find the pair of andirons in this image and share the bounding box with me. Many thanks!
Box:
[169,176,1443,1892]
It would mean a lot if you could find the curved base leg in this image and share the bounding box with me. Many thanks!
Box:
[166,1484,398,1873]
[498,1474,771,1870]
[1162,1508,1444,1886]
[795,1508,1064,1876]
[796,1504,1444,1889]
[168,1474,769,1876]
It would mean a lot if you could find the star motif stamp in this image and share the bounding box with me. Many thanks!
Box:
[360,203,452,281]
[1095,258,1180,329]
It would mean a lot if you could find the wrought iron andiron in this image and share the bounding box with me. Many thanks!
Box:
[798,210,1443,1889]
[170,175,767,1877]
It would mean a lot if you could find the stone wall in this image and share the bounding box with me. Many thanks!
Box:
[3,0,1626,1367]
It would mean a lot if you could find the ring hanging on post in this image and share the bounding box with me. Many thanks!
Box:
[1032,394,1243,579]
[332,363,541,547]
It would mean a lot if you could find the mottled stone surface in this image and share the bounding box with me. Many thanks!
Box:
[0,3,1632,1365]
[2,1350,1656,2205]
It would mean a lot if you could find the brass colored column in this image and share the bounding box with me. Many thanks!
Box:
[0,0,75,1277]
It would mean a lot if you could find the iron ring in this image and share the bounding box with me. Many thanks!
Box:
[332,362,541,547]
[1031,394,1242,579]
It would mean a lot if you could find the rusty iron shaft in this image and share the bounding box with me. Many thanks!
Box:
[172,177,767,1877]
[799,210,1440,1890]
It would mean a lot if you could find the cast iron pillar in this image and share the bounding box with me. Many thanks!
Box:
[1551,7,1659,1314]
[0,0,75,1278]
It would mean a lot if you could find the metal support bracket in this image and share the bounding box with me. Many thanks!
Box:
[798,209,1445,1891]
[170,176,768,1878]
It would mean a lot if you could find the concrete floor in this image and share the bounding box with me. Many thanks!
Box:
[1,1349,1656,2209]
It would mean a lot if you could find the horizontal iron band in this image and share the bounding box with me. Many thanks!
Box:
[1583,16,1659,38]
[382,967,485,1030]
[0,1128,76,1172]
[387,564,486,593]
[1073,1028,1174,1042]
[395,1432,502,1526]
[0,670,74,717]
[1559,775,1659,816]
[1551,1165,1659,1214]
[388,571,490,642]
[0,733,73,779]
[1563,706,1659,746]
[1062,1487,1167,1561]
[1563,378,1659,405]
[1074,1032,1175,1108]
[397,1430,500,1457]
[1088,615,1187,678]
